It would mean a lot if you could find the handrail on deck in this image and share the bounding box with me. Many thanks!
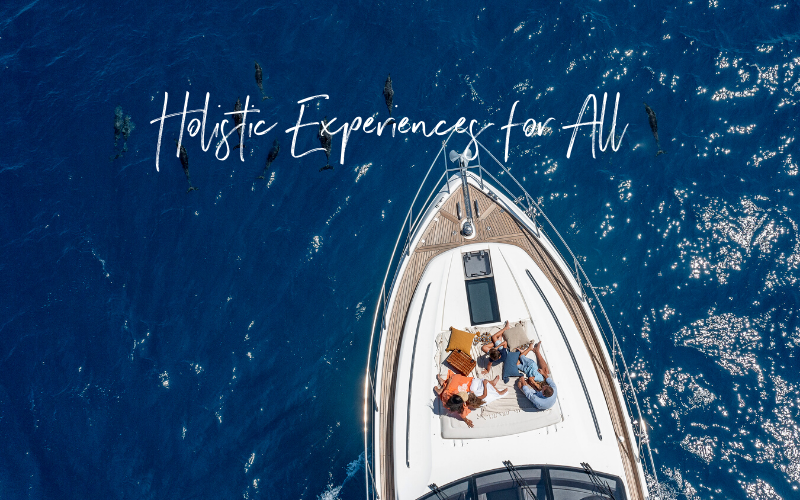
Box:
[364,133,660,500]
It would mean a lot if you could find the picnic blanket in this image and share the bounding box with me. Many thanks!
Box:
[435,321,564,439]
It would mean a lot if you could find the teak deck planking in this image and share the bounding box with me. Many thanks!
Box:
[377,185,644,500]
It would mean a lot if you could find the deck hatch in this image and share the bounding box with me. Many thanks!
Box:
[463,250,500,325]
[462,250,493,278]
[465,278,501,325]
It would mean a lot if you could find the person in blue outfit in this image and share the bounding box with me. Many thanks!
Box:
[515,341,545,382]
[481,320,510,374]
[516,342,557,410]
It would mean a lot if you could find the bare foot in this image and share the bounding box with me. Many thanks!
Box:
[497,388,508,395]
[437,374,446,386]
[491,375,500,386]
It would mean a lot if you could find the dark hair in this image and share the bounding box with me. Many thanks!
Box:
[446,394,464,413]
[446,393,485,414]
[488,348,501,361]
[542,384,554,398]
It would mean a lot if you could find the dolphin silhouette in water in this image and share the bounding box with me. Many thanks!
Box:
[644,102,666,156]
[174,140,197,192]
[258,139,280,179]
[111,105,135,160]
[255,61,272,100]
[318,117,332,170]
[232,97,245,150]
[383,74,394,116]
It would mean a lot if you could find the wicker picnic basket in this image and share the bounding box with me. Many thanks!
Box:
[446,349,476,376]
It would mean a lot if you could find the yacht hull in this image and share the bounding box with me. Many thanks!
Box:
[368,171,650,500]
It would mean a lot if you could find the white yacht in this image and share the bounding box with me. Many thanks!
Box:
[363,132,659,500]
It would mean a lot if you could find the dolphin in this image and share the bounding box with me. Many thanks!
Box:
[174,140,198,192]
[644,102,666,156]
[113,106,124,148]
[255,61,272,100]
[258,139,280,179]
[318,117,333,170]
[111,105,135,160]
[232,97,245,150]
[383,74,394,116]
[318,117,332,169]
[122,115,134,145]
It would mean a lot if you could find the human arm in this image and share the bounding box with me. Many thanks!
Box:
[458,403,474,427]
[521,384,536,400]
[490,321,511,344]
[482,361,493,375]
[528,378,543,391]
[518,343,534,356]
[477,380,489,400]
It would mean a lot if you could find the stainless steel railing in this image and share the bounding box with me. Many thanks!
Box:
[363,131,661,500]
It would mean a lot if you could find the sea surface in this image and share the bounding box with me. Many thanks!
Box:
[1,1,798,499]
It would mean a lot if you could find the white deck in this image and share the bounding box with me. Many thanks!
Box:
[391,243,629,500]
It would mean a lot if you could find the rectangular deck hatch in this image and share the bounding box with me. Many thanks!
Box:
[463,250,500,325]
[463,250,492,278]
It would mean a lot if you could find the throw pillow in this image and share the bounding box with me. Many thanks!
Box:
[446,327,476,357]
[503,324,530,351]
[502,350,522,380]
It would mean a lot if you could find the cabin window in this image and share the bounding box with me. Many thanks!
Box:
[549,468,627,500]
[415,466,627,500]
[463,250,501,326]
[475,469,545,500]
[419,479,472,500]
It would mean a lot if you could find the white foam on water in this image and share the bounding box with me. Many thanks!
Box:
[316,454,363,500]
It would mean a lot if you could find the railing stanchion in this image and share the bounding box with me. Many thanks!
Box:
[443,140,451,195]
[477,149,484,190]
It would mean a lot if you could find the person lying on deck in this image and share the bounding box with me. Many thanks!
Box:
[516,342,558,410]
[481,320,511,374]
[514,341,546,383]
[434,370,508,427]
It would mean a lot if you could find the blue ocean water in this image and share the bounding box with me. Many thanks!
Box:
[1,1,798,499]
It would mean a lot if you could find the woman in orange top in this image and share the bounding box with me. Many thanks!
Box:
[434,369,485,428]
